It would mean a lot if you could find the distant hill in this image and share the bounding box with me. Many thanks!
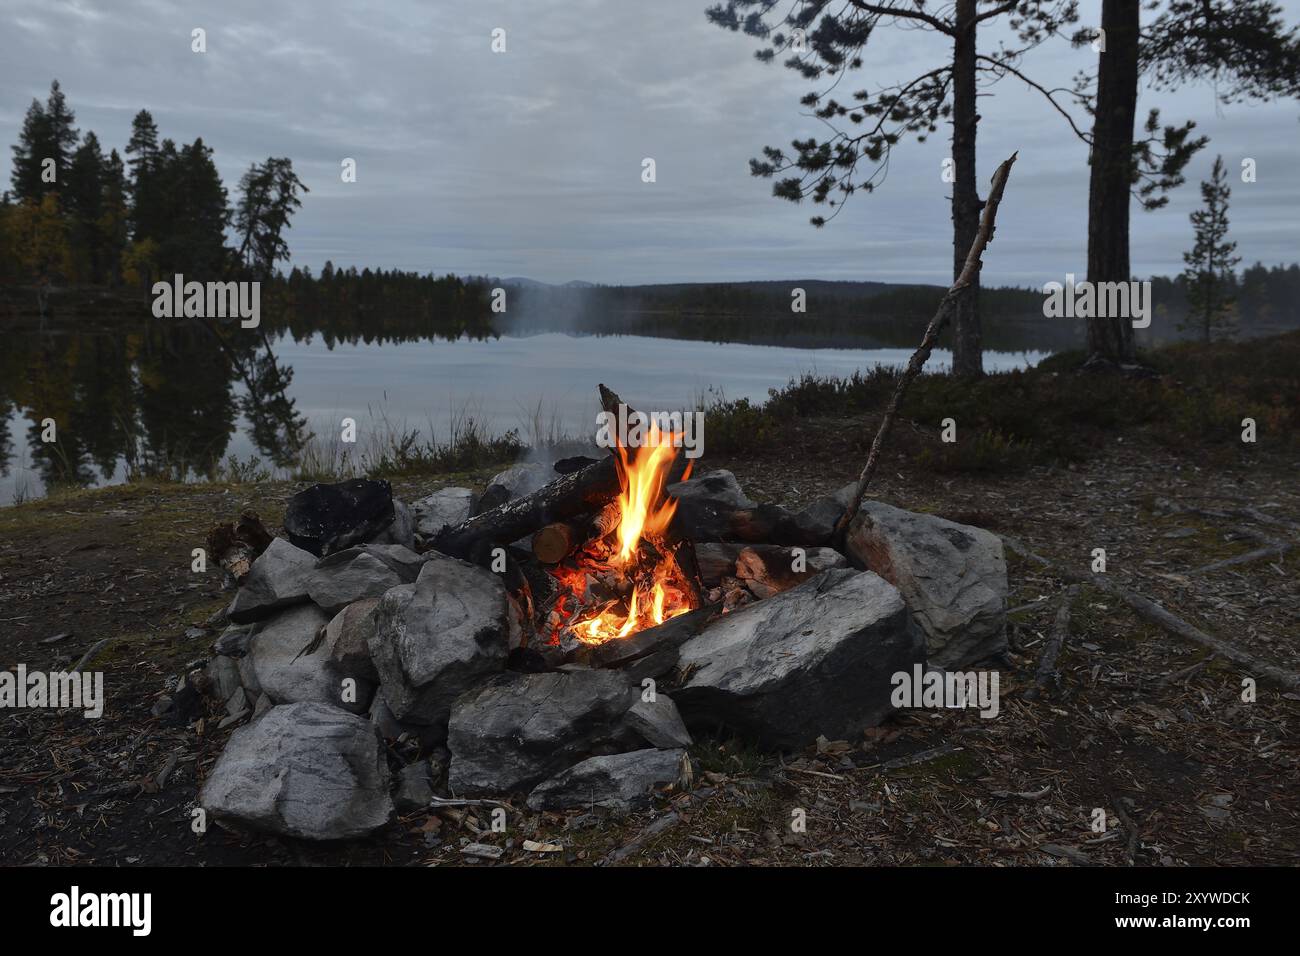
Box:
[496,277,916,297]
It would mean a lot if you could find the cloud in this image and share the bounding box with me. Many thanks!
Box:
[1,0,1297,285]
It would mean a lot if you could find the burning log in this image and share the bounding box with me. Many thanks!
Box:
[571,603,719,670]
[434,385,690,560]
[432,455,621,559]
[531,501,621,564]
[695,543,848,589]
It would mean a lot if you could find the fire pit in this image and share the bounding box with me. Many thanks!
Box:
[194,383,1008,841]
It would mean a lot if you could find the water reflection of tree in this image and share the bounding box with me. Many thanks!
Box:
[134,321,240,476]
[195,318,309,467]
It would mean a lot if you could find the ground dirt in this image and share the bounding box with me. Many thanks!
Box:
[1,428,1297,867]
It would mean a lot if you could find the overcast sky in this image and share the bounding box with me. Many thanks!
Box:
[3,0,1298,287]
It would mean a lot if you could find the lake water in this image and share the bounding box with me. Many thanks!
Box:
[1,330,1047,504]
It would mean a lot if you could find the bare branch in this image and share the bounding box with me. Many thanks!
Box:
[977,54,1091,144]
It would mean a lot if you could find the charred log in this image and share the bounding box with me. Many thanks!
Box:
[531,501,622,564]
[571,603,720,670]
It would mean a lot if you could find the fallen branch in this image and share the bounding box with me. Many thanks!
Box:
[1024,584,1077,700]
[1188,542,1291,576]
[70,639,111,675]
[600,811,681,866]
[833,151,1019,543]
[1001,535,1300,693]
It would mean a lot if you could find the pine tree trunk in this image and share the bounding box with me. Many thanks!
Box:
[1085,0,1140,364]
[951,0,983,377]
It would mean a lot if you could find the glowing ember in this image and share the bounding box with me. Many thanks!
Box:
[548,433,696,646]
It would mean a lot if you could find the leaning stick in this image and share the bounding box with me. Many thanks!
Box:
[832,151,1019,544]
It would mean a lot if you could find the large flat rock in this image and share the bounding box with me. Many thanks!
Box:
[367,553,512,733]
[674,568,923,748]
[447,669,640,796]
[200,701,393,840]
[844,502,1007,667]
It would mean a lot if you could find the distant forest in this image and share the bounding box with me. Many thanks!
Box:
[4,80,1298,351]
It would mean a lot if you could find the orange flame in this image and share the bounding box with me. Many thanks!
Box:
[614,436,682,565]
[550,427,696,646]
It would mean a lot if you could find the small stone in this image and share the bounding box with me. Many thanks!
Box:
[225,686,249,718]
[394,762,434,813]
[461,842,505,860]
[306,551,407,615]
[217,709,249,729]
[624,695,693,749]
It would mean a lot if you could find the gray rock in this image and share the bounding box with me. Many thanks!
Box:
[307,549,409,615]
[213,623,254,658]
[624,696,693,749]
[370,499,416,550]
[200,701,393,840]
[487,462,552,501]
[206,655,243,701]
[252,692,273,719]
[228,538,317,624]
[225,686,249,719]
[667,469,756,510]
[412,487,475,543]
[217,709,249,730]
[793,481,858,542]
[527,749,687,812]
[394,762,434,813]
[674,569,923,748]
[844,501,1007,667]
[321,597,380,682]
[368,689,402,739]
[243,603,372,714]
[368,553,512,732]
[447,669,639,795]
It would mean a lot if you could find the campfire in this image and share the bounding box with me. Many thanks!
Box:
[544,433,699,648]
[197,380,1010,836]
[191,155,1023,838]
